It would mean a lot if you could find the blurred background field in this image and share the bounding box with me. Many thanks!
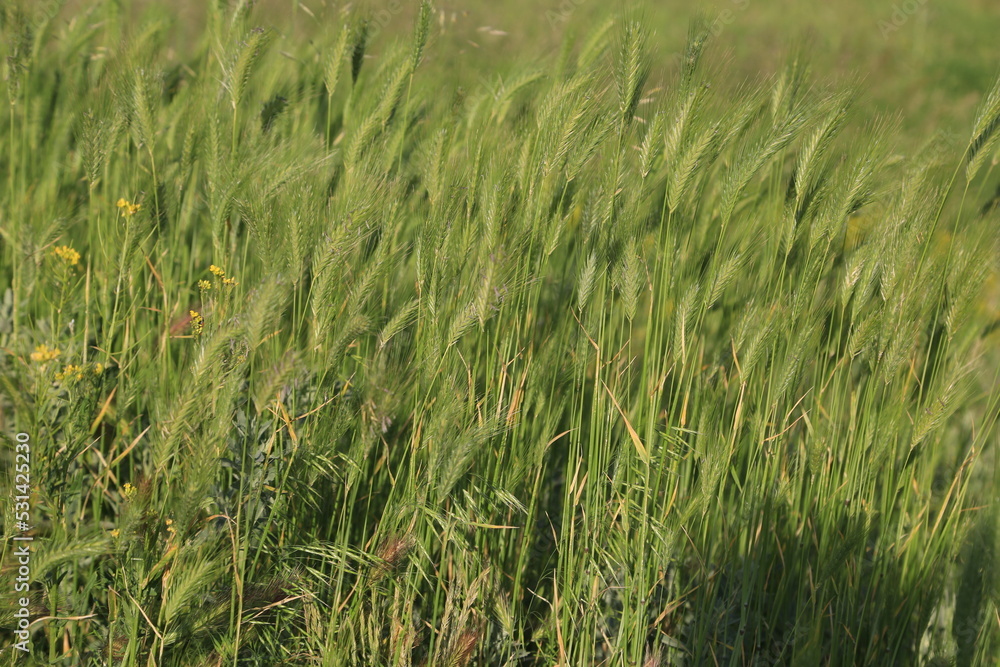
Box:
[110,0,1000,143]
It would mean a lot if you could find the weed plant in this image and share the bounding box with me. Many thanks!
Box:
[1,2,1000,665]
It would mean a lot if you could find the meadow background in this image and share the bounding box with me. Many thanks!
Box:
[1,0,1000,664]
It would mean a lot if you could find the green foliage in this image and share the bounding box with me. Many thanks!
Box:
[0,1,999,665]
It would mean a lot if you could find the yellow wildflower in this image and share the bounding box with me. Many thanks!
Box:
[116,198,141,216]
[110,529,120,538]
[222,276,238,286]
[55,364,83,382]
[123,483,136,500]
[198,279,212,291]
[52,245,80,266]
[30,344,61,363]
[189,310,204,336]
[94,363,105,374]
[209,264,225,277]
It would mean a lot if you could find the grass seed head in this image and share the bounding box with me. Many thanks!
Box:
[372,533,416,580]
[447,628,481,667]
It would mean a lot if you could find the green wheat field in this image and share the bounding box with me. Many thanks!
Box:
[2,0,1000,664]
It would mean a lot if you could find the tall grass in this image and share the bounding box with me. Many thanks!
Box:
[1,2,999,665]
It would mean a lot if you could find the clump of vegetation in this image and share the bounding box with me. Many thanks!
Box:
[1,1,999,664]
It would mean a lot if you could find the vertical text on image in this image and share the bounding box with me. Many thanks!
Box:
[12,431,33,654]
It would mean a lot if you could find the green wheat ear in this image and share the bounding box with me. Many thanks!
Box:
[411,0,432,71]
[349,17,370,85]
[324,23,351,99]
[222,26,271,113]
[966,73,1000,181]
[614,17,651,128]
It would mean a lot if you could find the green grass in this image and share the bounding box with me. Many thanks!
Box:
[1,1,1000,665]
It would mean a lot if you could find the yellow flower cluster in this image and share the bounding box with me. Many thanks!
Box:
[208,264,238,286]
[53,361,104,383]
[55,364,85,382]
[197,279,212,291]
[190,310,204,336]
[30,344,61,363]
[123,483,136,500]
[116,198,141,216]
[52,245,80,266]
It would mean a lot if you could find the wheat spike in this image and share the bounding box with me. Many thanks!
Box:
[614,18,651,128]
[323,24,350,98]
[966,73,1000,180]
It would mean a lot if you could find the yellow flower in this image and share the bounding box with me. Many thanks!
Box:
[198,279,212,291]
[94,363,105,374]
[52,245,80,266]
[189,310,204,336]
[55,364,83,382]
[30,344,61,363]
[222,276,238,286]
[209,264,225,277]
[110,529,120,538]
[117,198,141,216]
[123,483,136,500]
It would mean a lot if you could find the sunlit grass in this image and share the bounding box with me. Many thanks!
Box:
[1,1,999,665]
